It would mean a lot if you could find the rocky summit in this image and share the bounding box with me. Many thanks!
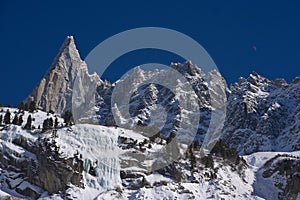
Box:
[25,36,100,115]
[0,36,299,200]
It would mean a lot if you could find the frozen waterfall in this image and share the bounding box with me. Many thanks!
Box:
[56,124,122,191]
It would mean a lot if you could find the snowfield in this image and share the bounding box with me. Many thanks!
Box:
[0,108,299,199]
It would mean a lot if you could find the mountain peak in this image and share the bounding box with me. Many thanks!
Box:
[25,36,99,115]
[66,35,74,41]
[170,60,204,77]
[60,35,76,51]
[49,35,82,69]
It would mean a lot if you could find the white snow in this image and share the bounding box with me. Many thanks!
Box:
[0,107,299,200]
[244,151,300,200]
[55,124,122,199]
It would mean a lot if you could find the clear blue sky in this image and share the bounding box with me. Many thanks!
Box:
[0,1,300,106]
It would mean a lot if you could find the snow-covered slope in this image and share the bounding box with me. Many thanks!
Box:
[1,108,299,199]
[244,151,300,200]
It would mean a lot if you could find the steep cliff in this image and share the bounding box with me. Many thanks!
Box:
[25,36,100,115]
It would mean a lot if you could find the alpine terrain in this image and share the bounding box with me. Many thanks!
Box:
[0,36,299,200]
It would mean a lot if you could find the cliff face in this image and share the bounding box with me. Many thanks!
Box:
[25,36,100,115]
[222,73,300,155]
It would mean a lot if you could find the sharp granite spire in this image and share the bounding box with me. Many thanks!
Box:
[25,35,100,115]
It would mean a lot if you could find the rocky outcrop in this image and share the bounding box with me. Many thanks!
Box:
[97,61,227,141]
[262,154,300,200]
[25,36,100,115]
[222,73,300,154]
[31,138,83,194]
[0,127,83,199]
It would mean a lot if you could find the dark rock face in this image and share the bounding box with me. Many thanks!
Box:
[32,138,83,194]
[0,133,83,198]
[262,154,300,200]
